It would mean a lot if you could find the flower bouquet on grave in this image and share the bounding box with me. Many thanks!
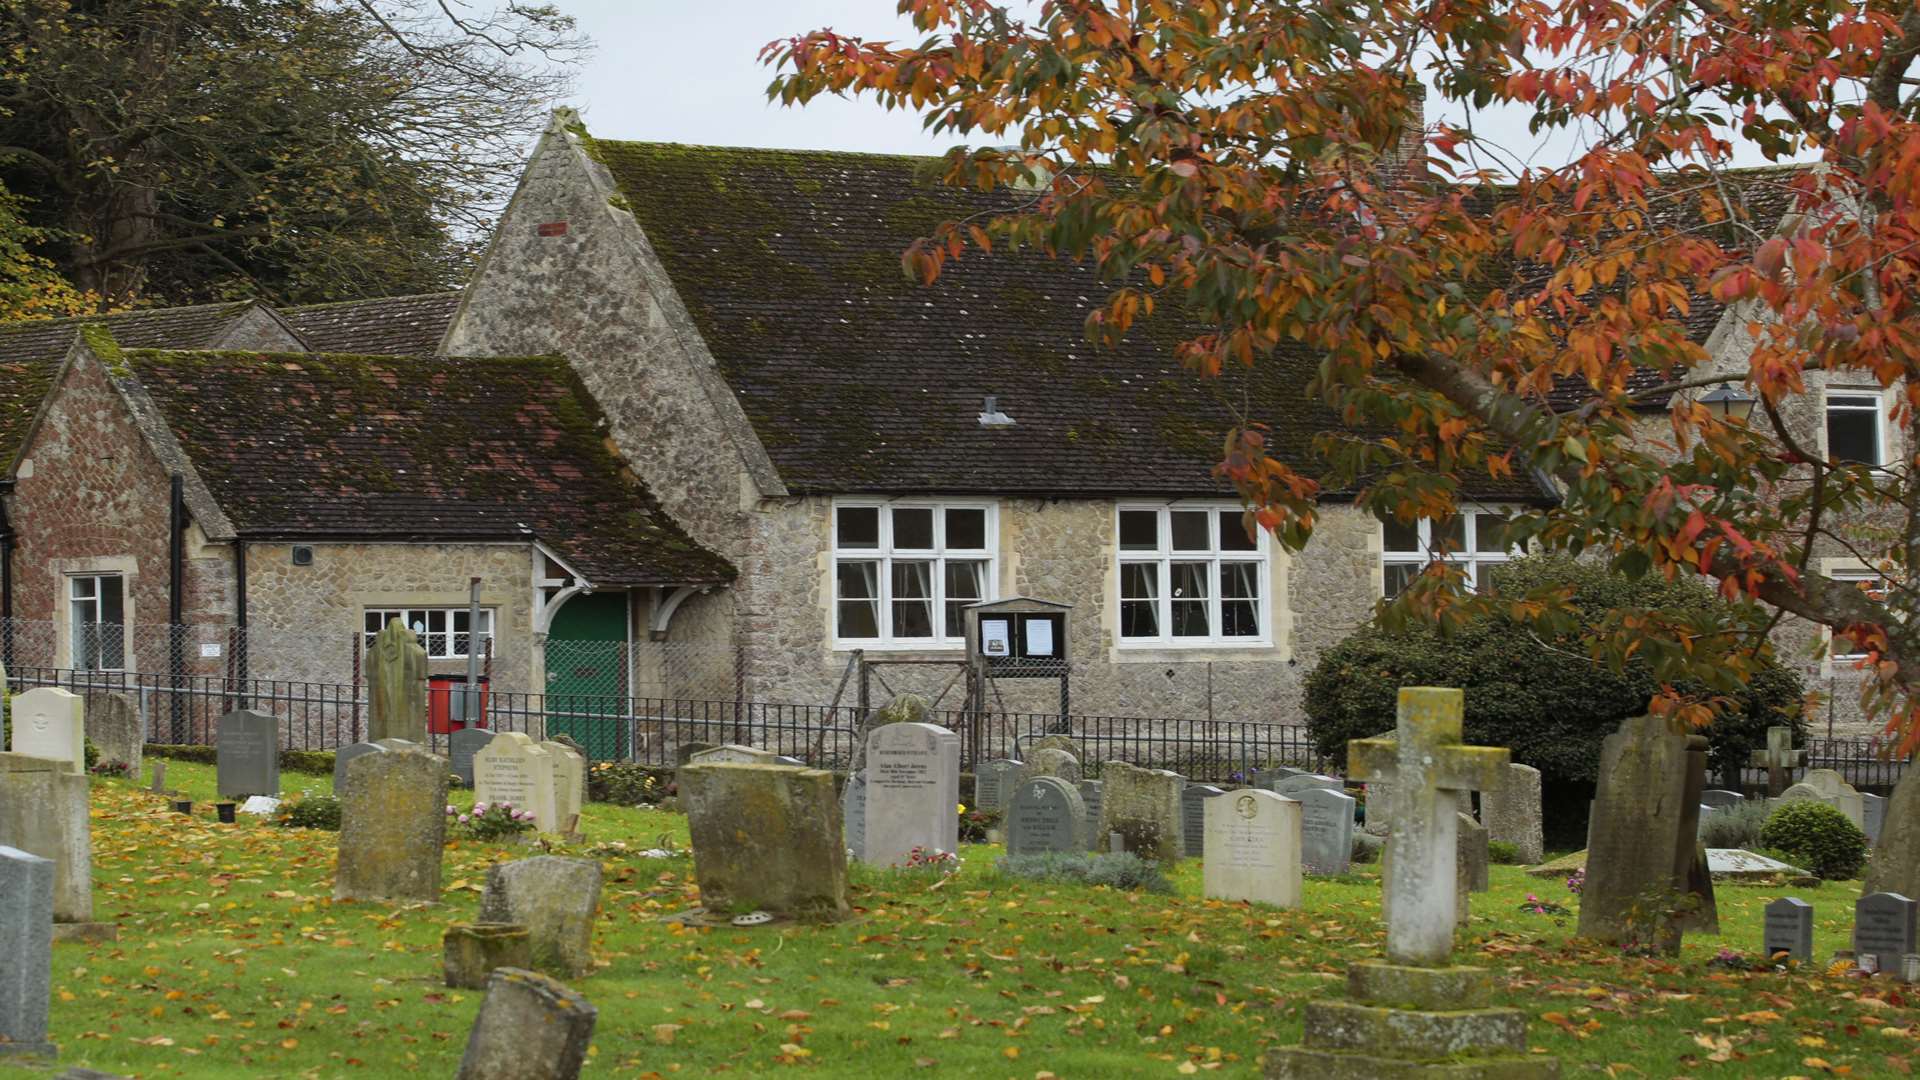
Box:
[902,846,963,887]
[449,800,537,843]
[1517,892,1571,917]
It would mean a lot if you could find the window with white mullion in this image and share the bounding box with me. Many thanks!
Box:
[1380,509,1519,598]
[1829,572,1892,661]
[1116,505,1267,646]
[833,501,996,646]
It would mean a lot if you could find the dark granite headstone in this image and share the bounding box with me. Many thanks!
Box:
[215,710,279,798]
[973,759,1022,813]
[449,728,496,789]
[1297,787,1357,876]
[1854,892,1918,962]
[1005,776,1084,856]
[1764,897,1813,961]
[1182,784,1226,858]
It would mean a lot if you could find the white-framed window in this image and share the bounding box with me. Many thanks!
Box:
[68,574,125,671]
[1380,509,1520,598]
[1829,571,1892,661]
[1115,505,1268,646]
[363,608,496,659]
[833,500,996,647]
[1825,390,1886,467]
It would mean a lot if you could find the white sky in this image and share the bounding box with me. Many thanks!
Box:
[558,1,1797,172]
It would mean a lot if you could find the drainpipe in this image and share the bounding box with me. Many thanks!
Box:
[168,474,185,740]
[0,482,13,671]
[234,539,249,698]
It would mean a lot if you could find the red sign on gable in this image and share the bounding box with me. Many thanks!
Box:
[537,222,569,237]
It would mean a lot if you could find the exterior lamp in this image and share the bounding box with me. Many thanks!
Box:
[1699,385,1757,422]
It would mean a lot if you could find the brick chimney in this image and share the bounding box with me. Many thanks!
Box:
[1377,81,1428,187]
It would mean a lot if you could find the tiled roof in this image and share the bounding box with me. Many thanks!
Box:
[591,140,1549,502]
[286,292,462,355]
[123,349,734,587]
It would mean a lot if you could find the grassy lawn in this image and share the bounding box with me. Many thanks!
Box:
[2,761,1912,1078]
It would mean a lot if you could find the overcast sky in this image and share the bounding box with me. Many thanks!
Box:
[557,1,1796,173]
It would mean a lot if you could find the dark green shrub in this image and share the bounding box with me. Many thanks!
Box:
[276,791,342,831]
[83,737,99,770]
[1759,802,1868,880]
[1304,555,1806,788]
[147,744,334,775]
[586,762,672,806]
[994,852,1172,893]
[1487,840,1521,865]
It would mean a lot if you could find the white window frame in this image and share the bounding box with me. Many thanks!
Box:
[831,499,998,649]
[1380,508,1521,598]
[1823,388,1888,468]
[363,607,497,660]
[1828,570,1891,662]
[1114,503,1271,648]
[68,573,127,672]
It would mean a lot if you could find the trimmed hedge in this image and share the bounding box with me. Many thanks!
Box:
[146,744,337,777]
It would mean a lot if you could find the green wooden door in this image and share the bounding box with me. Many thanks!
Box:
[544,592,629,760]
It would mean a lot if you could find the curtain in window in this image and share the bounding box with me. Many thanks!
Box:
[944,560,986,638]
[1221,562,1260,637]
[892,560,935,638]
[836,561,881,638]
[1120,562,1160,638]
[1170,562,1211,636]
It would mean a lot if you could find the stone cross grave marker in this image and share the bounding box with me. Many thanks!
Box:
[1578,713,1718,952]
[216,709,280,798]
[1480,763,1544,865]
[449,728,495,789]
[1348,687,1510,965]
[539,740,587,833]
[0,846,54,1061]
[972,759,1022,813]
[473,733,559,832]
[1297,786,1357,876]
[1764,897,1814,962]
[335,746,448,903]
[368,617,428,744]
[1854,892,1918,965]
[1865,793,1889,845]
[333,741,386,791]
[9,687,83,774]
[1202,789,1301,909]
[1181,784,1227,858]
[862,722,960,865]
[1005,776,1085,856]
[1076,780,1103,851]
[1750,725,1807,798]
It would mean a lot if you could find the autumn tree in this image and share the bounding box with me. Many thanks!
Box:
[0,178,90,320]
[766,0,1920,748]
[0,0,585,307]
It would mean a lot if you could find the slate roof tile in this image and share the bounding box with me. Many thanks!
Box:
[285,292,462,356]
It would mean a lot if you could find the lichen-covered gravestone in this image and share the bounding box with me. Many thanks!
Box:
[689,744,780,766]
[1864,767,1920,899]
[1202,789,1301,909]
[1019,748,1081,786]
[333,741,386,791]
[1577,714,1717,953]
[841,771,867,860]
[1479,762,1544,865]
[862,722,960,865]
[0,846,55,1062]
[477,856,602,977]
[680,762,850,921]
[367,617,428,744]
[216,709,280,798]
[473,732,559,832]
[83,691,141,776]
[455,968,596,1080]
[9,688,83,774]
[1005,776,1085,856]
[448,728,495,788]
[443,923,533,990]
[0,753,97,929]
[1099,762,1185,861]
[334,746,447,903]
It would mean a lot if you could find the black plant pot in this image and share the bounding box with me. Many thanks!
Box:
[170,800,192,815]
[215,802,237,824]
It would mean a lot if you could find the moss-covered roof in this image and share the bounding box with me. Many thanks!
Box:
[285,292,462,355]
[122,349,734,587]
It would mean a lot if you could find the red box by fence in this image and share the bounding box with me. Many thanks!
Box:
[427,674,490,734]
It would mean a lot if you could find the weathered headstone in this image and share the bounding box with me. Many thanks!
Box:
[1764,897,1814,961]
[1076,780,1103,852]
[539,740,587,833]
[680,763,850,920]
[443,923,532,990]
[1801,768,1868,829]
[1252,766,1306,789]
[972,759,1022,812]
[455,969,596,1080]
[1457,812,1490,925]
[1865,766,1920,898]
[1297,786,1357,876]
[9,688,83,774]
[1027,734,1078,756]
[1019,748,1081,785]
[1098,762,1185,862]
[0,754,94,926]
[83,691,141,776]
[862,722,960,865]
[1479,762,1544,865]
[367,617,428,744]
[332,741,386,791]
[1202,789,1301,909]
[216,709,280,798]
[1865,792,1889,845]
[689,744,780,766]
[1749,725,1807,797]
[148,760,166,794]
[1182,784,1227,858]
[1362,779,1395,837]
[1700,789,1746,811]
[477,857,601,978]
[1855,892,1918,964]
[841,771,867,860]
[472,732,559,832]
[1005,776,1085,856]
[1271,773,1343,798]
[0,846,54,1061]
[1577,714,1717,953]
[334,746,447,903]
[448,728,495,789]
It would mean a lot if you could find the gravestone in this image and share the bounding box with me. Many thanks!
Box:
[841,771,867,860]
[333,741,386,791]
[456,969,596,1080]
[862,722,960,865]
[215,709,280,798]
[1480,762,1544,865]
[1297,786,1357,876]
[1362,780,1395,837]
[1707,848,1805,878]
[1271,774,1342,798]
[1252,766,1306,789]
[1027,734,1078,755]
[1267,688,1555,1078]
[477,857,602,978]
[1854,892,1918,964]
[472,733,559,832]
[1004,776,1085,856]
[680,763,850,920]
[1098,762,1185,862]
[1020,748,1081,785]
[1181,784,1227,858]
[673,742,716,767]
[1801,768,1868,829]
[83,691,141,776]
[1076,780,1104,852]
[0,754,95,926]
[972,759,1022,813]
[448,728,494,788]
[0,846,54,1061]
[1764,897,1814,961]
[1749,725,1807,797]
[1865,767,1920,898]
[1457,812,1490,924]
[1202,789,1301,909]
[368,617,428,744]
[149,760,166,794]
[334,746,448,903]
[443,923,533,990]
[1865,793,1889,845]
[1577,713,1717,954]
[9,688,83,774]
[1700,789,1746,811]
[689,744,780,766]
[539,740,587,833]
